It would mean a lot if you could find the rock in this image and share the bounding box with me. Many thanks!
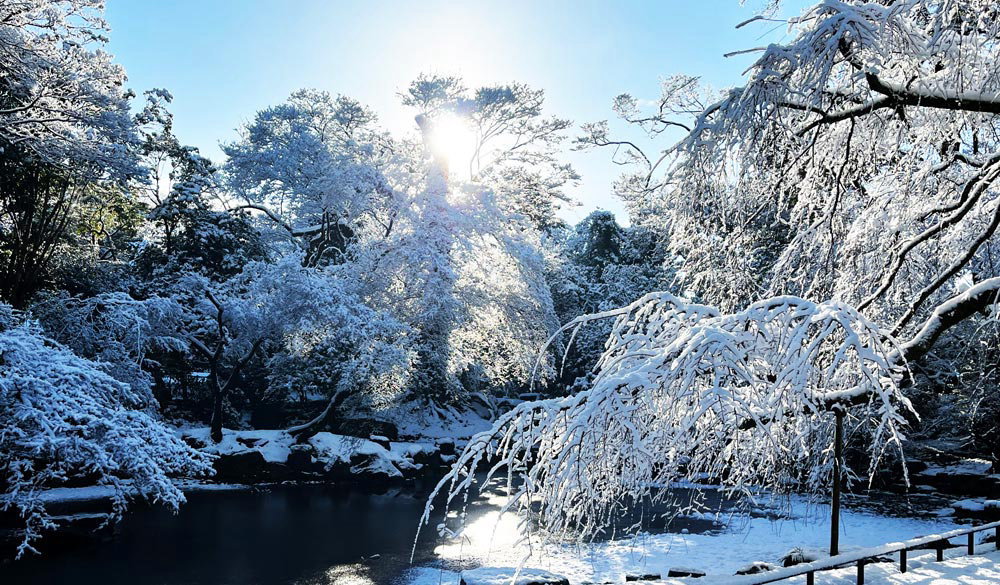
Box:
[349,452,403,483]
[236,436,262,448]
[438,438,456,456]
[625,573,660,581]
[667,567,706,578]
[213,450,270,481]
[910,458,998,497]
[369,435,391,450]
[286,444,315,471]
[182,435,207,450]
[781,547,820,567]
[460,567,569,585]
[950,498,1000,521]
[736,561,774,575]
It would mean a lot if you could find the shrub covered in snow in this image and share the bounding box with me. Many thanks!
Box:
[0,307,213,556]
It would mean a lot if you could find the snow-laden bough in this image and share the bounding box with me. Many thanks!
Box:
[418,292,915,548]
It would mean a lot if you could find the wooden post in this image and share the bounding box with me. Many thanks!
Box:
[936,543,944,562]
[968,532,975,555]
[856,560,864,585]
[831,408,844,557]
[900,548,907,573]
[807,571,814,585]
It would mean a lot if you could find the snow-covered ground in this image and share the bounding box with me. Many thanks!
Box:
[405,542,1000,585]
[402,490,974,585]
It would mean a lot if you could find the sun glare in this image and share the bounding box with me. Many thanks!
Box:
[428,112,478,180]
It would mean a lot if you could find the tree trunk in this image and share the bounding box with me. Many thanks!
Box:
[287,390,349,442]
[210,377,224,443]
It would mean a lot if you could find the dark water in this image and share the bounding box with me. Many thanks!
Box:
[0,481,948,585]
[0,484,449,585]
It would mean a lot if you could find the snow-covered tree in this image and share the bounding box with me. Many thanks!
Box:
[30,291,186,404]
[222,89,397,265]
[423,293,914,542]
[178,255,410,441]
[0,0,140,177]
[222,79,567,406]
[426,0,1000,546]
[0,305,212,557]
[546,211,676,388]
[580,0,1000,334]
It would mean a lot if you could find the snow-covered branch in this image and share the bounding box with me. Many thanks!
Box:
[422,292,913,543]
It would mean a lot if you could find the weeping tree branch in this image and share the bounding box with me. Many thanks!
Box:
[895,277,1000,365]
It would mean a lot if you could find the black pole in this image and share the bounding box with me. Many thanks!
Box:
[831,407,844,557]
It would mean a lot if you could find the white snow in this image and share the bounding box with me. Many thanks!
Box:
[407,491,969,585]
[36,480,249,503]
[952,499,1000,513]
[406,546,1000,585]
[179,427,437,476]
[457,567,568,585]
[920,459,993,477]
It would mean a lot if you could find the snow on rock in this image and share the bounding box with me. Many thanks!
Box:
[37,480,247,504]
[458,567,569,585]
[952,500,1000,513]
[951,499,1000,520]
[921,459,993,477]
[183,428,292,463]
[178,427,437,481]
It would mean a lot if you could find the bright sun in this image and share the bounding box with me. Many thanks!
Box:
[428,112,478,179]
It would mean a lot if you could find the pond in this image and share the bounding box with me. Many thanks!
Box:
[0,481,963,585]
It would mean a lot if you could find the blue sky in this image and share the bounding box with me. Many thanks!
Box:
[105,0,810,225]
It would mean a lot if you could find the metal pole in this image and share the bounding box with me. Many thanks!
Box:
[831,408,844,557]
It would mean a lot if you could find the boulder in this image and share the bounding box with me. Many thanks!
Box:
[625,573,660,581]
[182,435,207,450]
[286,444,315,472]
[667,567,706,578]
[213,450,271,481]
[236,436,262,448]
[369,435,391,450]
[950,498,1000,521]
[438,438,456,456]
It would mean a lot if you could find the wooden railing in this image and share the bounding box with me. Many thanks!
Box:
[710,520,1000,585]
